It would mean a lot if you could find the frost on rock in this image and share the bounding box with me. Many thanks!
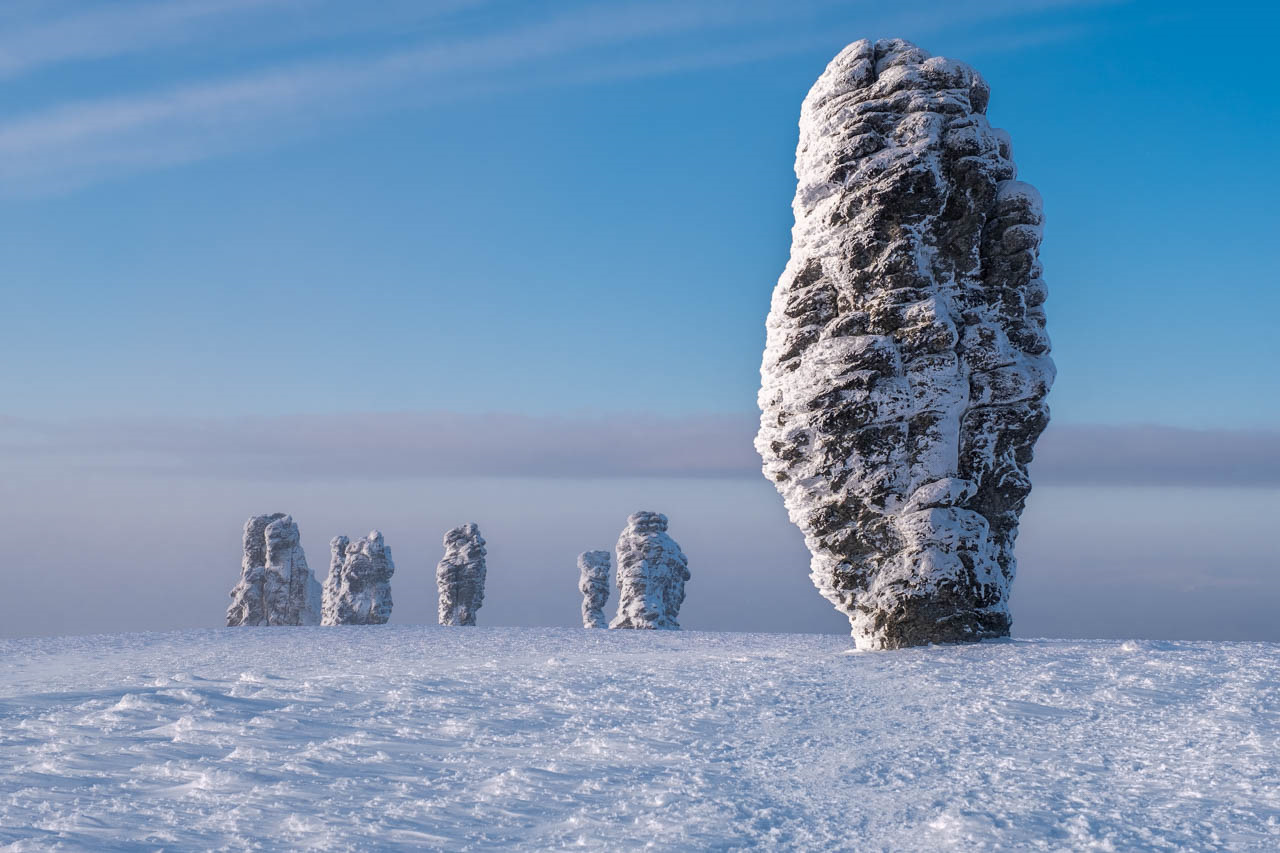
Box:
[577,550,611,628]
[320,531,395,626]
[437,524,487,626]
[756,39,1054,650]
[226,513,321,626]
[610,512,690,630]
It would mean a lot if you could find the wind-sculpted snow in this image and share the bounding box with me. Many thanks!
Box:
[2,630,1278,850]
[578,550,611,628]
[611,512,690,630]
[437,524,486,626]
[226,513,321,626]
[320,531,394,626]
[756,38,1054,650]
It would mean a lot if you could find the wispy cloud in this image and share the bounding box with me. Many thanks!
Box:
[0,412,758,480]
[3,412,1275,486]
[0,0,1119,195]
[0,0,491,79]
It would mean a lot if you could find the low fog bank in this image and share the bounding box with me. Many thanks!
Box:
[2,462,1276,641]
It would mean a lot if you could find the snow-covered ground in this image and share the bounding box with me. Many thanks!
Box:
[2,628,1278,850]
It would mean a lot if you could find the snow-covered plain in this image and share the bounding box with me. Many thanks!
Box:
[2,628,1278,850]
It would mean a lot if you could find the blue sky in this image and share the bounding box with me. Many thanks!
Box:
[1,0,1278,639]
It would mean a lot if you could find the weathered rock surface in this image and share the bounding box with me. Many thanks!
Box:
[755,38,1054,650]
[577,550,611,628]
[611,512,690,630]
[227,513,321,626]
[320,531,395,625]
[437,524,487,626]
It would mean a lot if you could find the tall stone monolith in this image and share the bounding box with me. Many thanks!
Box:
[611,512,689,630]
[437,523,487,626]
[578,550,611,628]
[756,38,1054,649]
[320,530,395,625]
[227,513,322,626]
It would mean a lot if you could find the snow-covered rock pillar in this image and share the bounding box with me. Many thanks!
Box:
[437,523,487,626]
[610,512,690,630]
[320,530,395,625]
[756,39,1054,650]
[227,513,321,626]
[577,550,611,628]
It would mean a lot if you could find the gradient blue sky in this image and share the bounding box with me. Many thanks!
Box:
[2,0,1277,639]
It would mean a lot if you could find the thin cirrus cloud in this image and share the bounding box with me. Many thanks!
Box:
[0,0,1116,196]
[3,412,1276,486]
[0,0,493,79]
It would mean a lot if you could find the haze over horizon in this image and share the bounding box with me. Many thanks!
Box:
[2,0,1277,640]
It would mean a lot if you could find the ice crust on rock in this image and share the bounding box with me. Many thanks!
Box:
[437,524,487,626]
[577,550,611,628]
[756,38,1054,650]
[320,531,395,626]
[610,512,690,630]
[226,513,321,626]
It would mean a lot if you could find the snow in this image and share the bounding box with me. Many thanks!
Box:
[2,628,1278,850]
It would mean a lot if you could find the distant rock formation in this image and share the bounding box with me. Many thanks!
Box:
[610,512,690,630]
[320,531,395,625]
[437,524,487,626]
[321,535,349,625]
[227,513,321,626]
[756,38,1054,650]
[577,550,611,628]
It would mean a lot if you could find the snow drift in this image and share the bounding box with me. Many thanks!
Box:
[2,629,1276,850]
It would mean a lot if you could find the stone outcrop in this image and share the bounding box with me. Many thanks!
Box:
[437,524,487,626]
[577,550,611,628]
[610,512,689,630]
[227,513,321,626]
[755,38,1054,650]
[320,531,395,625]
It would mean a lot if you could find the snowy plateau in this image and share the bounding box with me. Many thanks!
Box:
[1,628,1278,851]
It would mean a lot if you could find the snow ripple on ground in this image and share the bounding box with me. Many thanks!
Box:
[1,628,1278,850]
